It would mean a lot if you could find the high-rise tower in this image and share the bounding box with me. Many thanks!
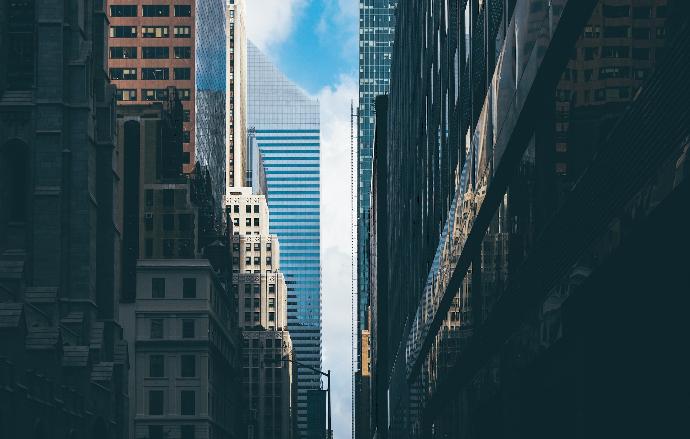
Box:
[226,0,248,191]
[357,0,396,362]
[247,41,321,438]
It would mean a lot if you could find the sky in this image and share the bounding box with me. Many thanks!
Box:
[245,1,358,438]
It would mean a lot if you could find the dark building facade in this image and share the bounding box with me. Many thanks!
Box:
[370,1,690,438]
[0,2,129,438]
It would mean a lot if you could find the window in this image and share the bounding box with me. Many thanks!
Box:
[182,319,195,338]
[142,5,169,17]
[244,311,251,322]
[233,205,240,213]
[181,355,196,377]
[633,6,651,19]
[181,425,195,439]
[142,68,169,80]
[149,390,164,415]
[178,89,191,100]
[163,239,174,257]
[583,25,600,38]
[179,214,192,231]
[268,298,275,308]
[253,312,260,322]
[174,68,191,80]
[245,205,251,214]
[601,46,629,59]
[152,278,166,298]
[266,257,272,266]
[175,5,192,17]
[245,256,251,265]
[603,26,629,38]
[115,89,137,101]
[183,110,191,122]
[254,204,260,213]
[110,46,137,59]
[174,46,192,59]
[254,243,260,251]
[110,5,137,17]
[183,278,196,298]
[162,214,174,231]
[632,47,650,60]
[599,66,629,79]
[110,26,137,38]
[182,131,191,143]
[632,27,650,40]
[181,391,195,415]
[245,218,251,227]
[142,89,169,101]
[110,68,137,80]
[174,26,192,38]
[149,426,164,439]
[145,190,154,207]
[142,26,169,38]
[142,46,169,59]
[145,215,153,231]
[254,257,260,265]
[656,27,666,39]
[268,284,275,293]
[150,355,165,377]
[253,218,259,227]
[145,239,153,258]
[269,312,275,322]
[602,5,629,18]
[163,189,174,207]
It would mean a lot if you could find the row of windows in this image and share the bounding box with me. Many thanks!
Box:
[582,25,665,40]
[150,318,195,339]
[110,67,191,81]
[231,217,262,227]
[600,4,666,19]
[115,88,191,102]
[244,311,277,322]
[151,277,197,299]
[581,45,662,61]
[243,297,277,309]
[232,242,273,252]
[110,5,192,18]
[110,46,191,59]
[110,25,191,38]
[148,389,196,416]
[148,354,196,378]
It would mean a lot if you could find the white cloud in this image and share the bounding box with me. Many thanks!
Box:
[245,0,308,52]
[318,74,358,439]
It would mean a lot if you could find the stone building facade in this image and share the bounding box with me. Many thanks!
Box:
[227,188,295,439]
[0,1,129,438]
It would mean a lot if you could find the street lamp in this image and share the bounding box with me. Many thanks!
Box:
[266,356,332,439]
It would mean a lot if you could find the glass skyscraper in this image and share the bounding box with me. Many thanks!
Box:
[247,41,321,438]
[357,0,396,364]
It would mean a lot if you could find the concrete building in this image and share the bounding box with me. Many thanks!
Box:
[228,187,295,439]
[121,259,242,439]
[0,2,129,438]
[368,1,690,438]
[107,0,227,188]
[247,42,322,437]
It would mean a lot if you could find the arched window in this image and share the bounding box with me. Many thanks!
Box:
[5,0,35,90]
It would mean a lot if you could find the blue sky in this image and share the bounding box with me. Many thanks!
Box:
[245,2,358,438]
[247,0,358,94]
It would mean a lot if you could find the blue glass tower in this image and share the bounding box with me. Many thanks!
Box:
[247,41,321,438]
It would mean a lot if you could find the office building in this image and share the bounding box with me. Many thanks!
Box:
[369,1,690,438]
[228,187,296,439]
[248,40,322,437]
[117,98,244,439]
[107,0,227,191]
[0,2,129,438]
[226,0,248,190]
[357,0,396,349]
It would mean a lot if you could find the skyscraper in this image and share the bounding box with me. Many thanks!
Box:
[226,0,248,191]
[357,0,396,363]
[247,41,321,438]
